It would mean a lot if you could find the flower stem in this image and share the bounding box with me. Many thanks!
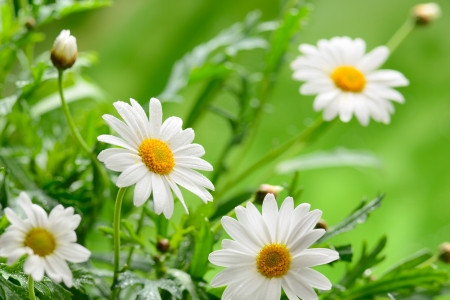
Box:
[386,19,416,54]
[111,187,127,300]
[57,70,92,155]
[28,275,36,300]
[217,116,330,199]
[126,206,146,266]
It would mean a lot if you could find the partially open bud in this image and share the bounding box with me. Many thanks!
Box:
[413,3,442,25]
[315,219,328,231]
[438,242,450,264]
[255,184,283,204]
[50,30,78,70]
[157,238,170,253]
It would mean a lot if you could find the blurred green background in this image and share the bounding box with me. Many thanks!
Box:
[38,0,450,292]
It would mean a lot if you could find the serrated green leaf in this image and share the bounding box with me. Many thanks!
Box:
[167,269,199,300]
[318,195,384,243]
[71,267,95,294]
[343,266,449,300]
[383,250,433,277]
[332,244,353,263]
[339,236,387,289]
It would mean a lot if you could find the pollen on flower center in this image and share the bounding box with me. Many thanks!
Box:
[331,66,366,92]
[256,243,291,278]
[24,228,56,257]
[138,138,175,175]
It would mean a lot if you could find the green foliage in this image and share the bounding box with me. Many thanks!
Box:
[318,195,384,243]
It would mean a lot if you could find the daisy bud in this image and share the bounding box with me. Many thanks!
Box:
[50,30,78,70]
[438,242,450,264]
[255,184,283,204]
[157,238,170,253]
[25,17,35,30]
[413,3,442,25]
[315,218,328,230]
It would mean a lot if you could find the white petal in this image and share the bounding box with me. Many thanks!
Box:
[289,229,325,254]
[149,98,163,138]
[174,156,213,171]
[105,153,142,172]
[152,174,167,215]
[366,70,409,87]
[313,89,340,111]
[275,197,294,243]
[172,166,214,190]
[169,170,212,203]
[221,216,262,252]
[4,208,29,232]
[116,164,148,187]
[266,278,282,300]
[300,79,334,95]
[322,100,339,121]
[161,177,175,219]
[130,98,151,138]
[262,194,278,241]
[172,143,205,157]
[295,268,332,290]
[24,255,45,282]
[133,173,153,206]
[160,117,183,142]
[354,96,371,126]
[366,84,405,103]
[245,202,271,245]
[287,210,322,246]
[338,93,355,123]
[97,148,134,162]
[210,266,256,287]
[208,249,255,267]
[168,128,195,151]
[97,135,137,152]
[102,114,140,147]
[113,101,145,141]
[283,272,318,300]
[357,46,389,72]
[292,248,339,268]
[56,243,91,263]
[164,175,188,214]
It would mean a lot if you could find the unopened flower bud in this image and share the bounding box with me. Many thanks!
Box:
[413,3,441,25]
[157,238,170,253]
[50,30,78,70]
[315,219,328,231]
[255,184,283,204]
[25,17,35,30]
[438,242,450,264]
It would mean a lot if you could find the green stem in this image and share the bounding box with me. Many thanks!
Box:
[126,207,146,266]
[385,19,416,54]
[216,116,328,199]
[57,70,92,154]
[417,253,439,268]
[28,275,36,300]
[110,187,127,300]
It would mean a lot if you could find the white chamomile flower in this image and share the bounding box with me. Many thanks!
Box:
[208,194,339,300]
[97,97,214,219]
[0,192,91,287]
[291,37,409,126]
[50,29,78,70]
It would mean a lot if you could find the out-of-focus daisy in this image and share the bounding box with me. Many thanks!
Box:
[97,97,214,218]
[291,37,409,126]
[208,194,339,300]
[0,192,90,287]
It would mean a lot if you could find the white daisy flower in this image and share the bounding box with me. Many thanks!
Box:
[97,97,214,218]
[208,194,339,300]
[0,192,90,287]
[291,37,409,126]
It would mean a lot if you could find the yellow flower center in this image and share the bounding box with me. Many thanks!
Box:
[256,243,291,278]
[331,66,366,92]
[138,138,175,175]
[24,228,56,257]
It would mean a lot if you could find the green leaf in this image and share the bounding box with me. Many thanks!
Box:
[317,195,384,243]
[339,236,387,289]
[343,266,449,300]
[189,217,214,279]
[275,148,383,174]
[38,0,112,25]
[167,269,199,300]
[332,244,353,263]
[0,95,17,116]
[264,5,310,75]
[116,272,182,300]
[70,267,95,294]
[382,250,433,277]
